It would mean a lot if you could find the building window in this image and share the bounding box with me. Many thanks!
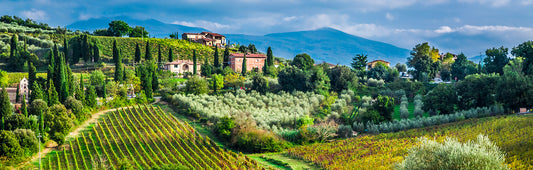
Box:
[237,59,240,61]
[256,59,259,62]
[174,65,178,68]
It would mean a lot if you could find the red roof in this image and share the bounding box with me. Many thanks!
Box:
[202,32,225,37]
[230,53,267,58]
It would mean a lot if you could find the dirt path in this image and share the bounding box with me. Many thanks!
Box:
[23,97,161,168]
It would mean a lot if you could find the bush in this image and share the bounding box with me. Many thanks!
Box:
[251,75,269,94]
[214,116,235,141]
[337,125,353,138]
[352,121,364,133]
[64,97,85,121]
[4,114,29,130]
[29,99,48,116]
[397,135,507,170]
[13,129,38,155]
[367,78,384,87]
[0,130,23,158]
[185,76,208,95]
[233,128,289,153]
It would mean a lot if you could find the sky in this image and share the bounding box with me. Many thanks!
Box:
[2,0,533,57]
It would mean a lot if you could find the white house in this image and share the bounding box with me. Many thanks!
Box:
[163,60,201,76]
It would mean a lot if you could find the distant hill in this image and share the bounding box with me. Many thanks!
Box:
[226,27,410,66]
[66,16,209,38]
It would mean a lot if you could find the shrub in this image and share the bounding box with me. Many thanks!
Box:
[397,135,507,170]
[214,116,235,140]
[352,121,364,133]
[367,78,384,87]
[337,125,353,138]
[4,114,29,130]
[0,130,23,158]
[64,96,85,121]
[233,128,289,153]
[185,76,208,95]
[13,129,38,155]
[251,75,269,94]
[29,99,48,116]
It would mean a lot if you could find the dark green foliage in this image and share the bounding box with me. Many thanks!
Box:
[29,99,47,116]
[241,53,247,76]
[13,129,38,154]
[451,53,476,81]
[63,37,69,63]
[58,55,69,103]
[233,129,288,153]
[367,63,389,80]
[239,45,247,53]
[223,47,230,68]
[152,70,158,92]
[76,74,85,102]
[129,26,148,38]
[483,46,509,75]
[278,67,311,92]
[67,66,75,96]
[214,46,220,68]
[85,86,97,108]
[28,62,36,98]
[423,84,457,115]
[456,74,499,110]
[114,41,123,82]
[138,62,153,99]
[511,41,533,75]
[168,47,173,62]
[351,54,368,71]
[373,95,395,122]
[214,116,235,140]
[327,65,357,92]
[47,49,55,86]
[267,47,274,66]
[201,63,212,77]
[145,41,152,60]
[291,53,314,70]
[193,50,197,75]
[407,42,433,81]
[30,83,44,102]
[262,57,269,75]
[310,67,330,94]
[4,114,28,130]
[158,44,162,63]
[65,96,85,123]
[248,44,257,54]
[16,86,20,103]
[44,104,72,145]
[47,81,59,106]
[497,73,533,111]
[251,75,269,94]
[93,44,100,63]
[10,34,17,58]
[0,88,12,119]
[21,95,28,116]
[185,76,208,95]
[135,43,141,63]
[0,130,23,158]
[107,20,132,37]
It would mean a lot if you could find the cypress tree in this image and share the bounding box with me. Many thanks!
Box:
[47,81,59,106]
[145,41,152,60]
[30,83,44,102]
[85,86,96,108]
[158,44,162,63]
[10,34,17,58]
[63,38,69,64]
[53,44,59,61]
[103,78,107,102]
[58,55,69,103]
[114,48,123,82]
[21,95,28,117]
[152,70,158,92]
[93,44,100,63]
[0,88,11,121]
[76,74,85,102]
[168,48,174,62]
[193,50,197,75]
[135,44,141,63]
[123,66,126,82]
[242,53,247,76]
[15,86,20,103]
[213,76,217,94]
[223,47,230,68]
[263,58,269,75]
[67,66,75,95]
[214,46,220,68]
[112,40,119,63]
[267,47,274,66]
[47,49,55,87]
[139,64,153,99]
[28,62,36,94]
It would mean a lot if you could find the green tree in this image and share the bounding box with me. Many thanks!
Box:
[238,45,247,53]
[0,69,7,87]
[223,47,230,68]
[262,57,269,75]
[134,43,141,63]
[158,44,162,64]
[278,67,311,92]
[185,76,208,95]
[29,99,47,117]
[76,74,85,102]
[0,130,23,158]
[47,49,55,87]
[28,62,36,95]
[145,41,152,60]
[138,63,153,99]
[423,84,457,115]
[107,20,132,37]
[407,43,433,81]
[451,53,471,81]
[152,70,158,92]
[311,67,330,95]
[210,74,224,92]
[267,47,274,66]
[58,55,69,103]
[351,54,368,71]
[102,78,107,100]
[214,46,220,68]
[241,53,247,76]
[291,53,314,70]
[16,86,20,103]
[21,95,28,116]
[47,81,59,106]
[168,47,174,62]
[114,44,123,82]
[248,44,257,54]
[214,116,235,140]
[483,46,509,75]
[93,44,100,63]
[67,66,75,96]
[251,75,269,94]
[85,86,97,108]
[9,34,17,58]
[327,65,357,92]
[44,104,72,145]
[511,41,533,75]
[373,95,395,122]
[456,74,499,110]
[129,26,148,38]
[30,83,44,102]
[193,50,198,75]
[0,88,12,122]
[63,37,69,64]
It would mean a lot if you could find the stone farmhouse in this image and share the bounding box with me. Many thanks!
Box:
[229,53,267,72]
[163,60,202,76]
[0,77,29,104]
[182,32,226,47]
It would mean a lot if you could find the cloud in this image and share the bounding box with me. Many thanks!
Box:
[435,26,454,33]
[385,13,394,20]
[522,0,533,5]
[21,9,48,21]
[458,0,511,7]
[283,16,297,22]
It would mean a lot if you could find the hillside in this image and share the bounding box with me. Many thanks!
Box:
[287,115,533,169]
[66,16,209,38]
[226,27,411,65]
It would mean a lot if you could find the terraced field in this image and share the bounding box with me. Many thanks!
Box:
[38,105,260,169]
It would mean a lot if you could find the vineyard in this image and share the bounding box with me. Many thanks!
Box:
[287,115,533,169]
[36,105,261,169]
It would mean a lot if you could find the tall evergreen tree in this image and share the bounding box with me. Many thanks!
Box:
[15,86,20,103]
[263,58,269,75]
[21,95,28,117]
[9,34,17,58]
[114,47,123,82]
[158,44,162,63]
[193,50,197,75]
[30,83,44,102]
[102,78,107,101]
[112,40,119,63]
[135,44,141,63]
[93,44,100,63]
[47,49,55,87]
[152,70,158,92]
[47,81,59,106]
[168,48,174,62]
[223,47,230,68]
[0,88,11,126]
[57,55,69,102]
[267,47,274,66]
[85,86,97,108]
[76,74,85,102]
[53,44,59,61]
[145,41,152,60]
[242,53,247,76]
[28,62,36,94]
[82,35,91,63]
[123,66,126,83]
[63,38,69,64]
[214,46,220,68]
[138,64,153,99]
[67,66,75,95]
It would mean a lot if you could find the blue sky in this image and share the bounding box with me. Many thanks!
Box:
[1,0,533,56]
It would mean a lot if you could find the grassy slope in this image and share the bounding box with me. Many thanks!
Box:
[287,115,533,169]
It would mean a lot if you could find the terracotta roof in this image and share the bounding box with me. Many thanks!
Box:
[183,33,203,35]
[202,32,225,37]
[164,60,200,65]
[230,53,267,58]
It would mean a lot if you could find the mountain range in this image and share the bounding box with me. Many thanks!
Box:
[67,17,410,66]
